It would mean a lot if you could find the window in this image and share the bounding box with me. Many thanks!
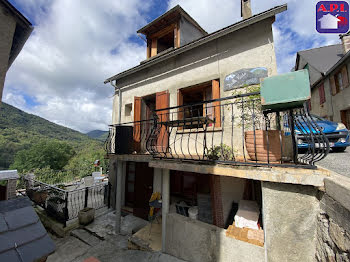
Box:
[318,84,326,105]
[157,31,174,53]
[335,71,344,92]
[178,80,221,129]
[125,103,132,117]
[147,23,179,58]
[331,65,349,95]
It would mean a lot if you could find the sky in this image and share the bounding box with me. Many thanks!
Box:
[3,0,341,133]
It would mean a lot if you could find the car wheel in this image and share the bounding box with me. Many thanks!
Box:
[332,147,346,152]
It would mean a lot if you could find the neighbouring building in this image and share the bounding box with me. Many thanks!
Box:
[103,3,350,262]
[0,170,18,200]
[0,0,33,102]
[294,33,350,128]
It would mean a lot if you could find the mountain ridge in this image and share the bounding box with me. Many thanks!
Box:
[0,102,99,169]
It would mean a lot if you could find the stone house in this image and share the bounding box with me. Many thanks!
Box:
[294,33,350,129]
[0,0,33,102]
[0,169,18,200]
[104,3,350,262]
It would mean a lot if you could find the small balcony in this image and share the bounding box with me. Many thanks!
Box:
[105,92,329,169]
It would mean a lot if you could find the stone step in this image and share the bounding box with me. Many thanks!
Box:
[71,228,102,247]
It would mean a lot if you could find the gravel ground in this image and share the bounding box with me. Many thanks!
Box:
[317,147,350,178]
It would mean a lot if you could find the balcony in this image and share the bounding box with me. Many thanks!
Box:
[105,92,329,169]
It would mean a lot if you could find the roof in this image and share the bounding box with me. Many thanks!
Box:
[105,4,287,84]
[137,5,207,36]
[0,197,55,262]
[0,170,19,180]
[312,45,350,88]
[297,44,344,74]
[0,0,33,69]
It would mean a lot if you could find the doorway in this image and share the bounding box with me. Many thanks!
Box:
[125,162,154,220]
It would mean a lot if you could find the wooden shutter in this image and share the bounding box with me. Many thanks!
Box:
[212,80,221,127]
[156,91,170,152]
[330,76,337,95]
[177,90,184,130]
[341,110,347,128]
[319,84,325,104]
[133,97,142,152]
[341,66,349,88]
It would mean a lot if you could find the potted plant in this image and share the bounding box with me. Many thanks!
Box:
[233,85,291,162]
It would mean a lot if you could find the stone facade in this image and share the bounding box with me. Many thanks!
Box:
[316,175,350,262]
[316,213,350,262]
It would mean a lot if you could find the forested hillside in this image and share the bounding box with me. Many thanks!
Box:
[86,130,108,141]
[0,103,108,183]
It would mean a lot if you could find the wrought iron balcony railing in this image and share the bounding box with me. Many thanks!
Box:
[105,92,329,169]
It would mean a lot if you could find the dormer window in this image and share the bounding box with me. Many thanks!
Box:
[137,5,207,60]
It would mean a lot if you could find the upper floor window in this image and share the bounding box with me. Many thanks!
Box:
[330,65,349,95]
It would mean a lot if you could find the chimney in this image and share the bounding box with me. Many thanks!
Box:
[340,33,350,54]
[241,0,252,20]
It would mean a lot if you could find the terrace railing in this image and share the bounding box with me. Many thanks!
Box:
[25,178,111,226]
[105,92,329,169]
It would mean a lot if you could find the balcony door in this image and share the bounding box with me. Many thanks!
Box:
[156,91,170,153]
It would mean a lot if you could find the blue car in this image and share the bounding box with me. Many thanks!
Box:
[295,115,350,152]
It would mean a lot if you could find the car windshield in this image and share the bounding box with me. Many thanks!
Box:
[295,115,327,122]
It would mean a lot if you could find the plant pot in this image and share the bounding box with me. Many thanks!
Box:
[78,207,95,225]
[244,130,283,162]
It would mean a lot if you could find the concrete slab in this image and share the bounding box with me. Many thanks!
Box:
[47,236,90,262]
[71,229,102,246]
[85,211,116,239]
[149,160,330,187]
[129,220,162,251]
[85,211,149,239]
[324,174,350,212]
[121,214,150,235]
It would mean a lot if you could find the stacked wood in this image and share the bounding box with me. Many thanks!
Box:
[226,224,264,247]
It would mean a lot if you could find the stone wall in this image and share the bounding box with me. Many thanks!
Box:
[316,212,350,261]
[7,179,17,199]
[316,176,350,262]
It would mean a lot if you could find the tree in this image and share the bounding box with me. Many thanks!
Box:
[10,140,75,173]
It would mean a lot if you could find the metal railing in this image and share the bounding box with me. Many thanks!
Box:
[105,91,329,169]
[25,178,111,226]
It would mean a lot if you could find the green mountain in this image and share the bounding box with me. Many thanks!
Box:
[86,130,108,141]
[0,102,99,169]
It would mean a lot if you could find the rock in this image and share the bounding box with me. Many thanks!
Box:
[329,220,350,252]
[336,253,350,262]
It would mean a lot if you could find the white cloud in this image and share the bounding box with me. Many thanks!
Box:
[4,0,150,133]
[3,0,344,133]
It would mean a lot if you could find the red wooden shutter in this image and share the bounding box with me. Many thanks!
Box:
[319,84,325,104]
[341,66,349,88]
[156,91,170,152]
[341,110,347,128]
[212,80,221,127]
[133,97,142,152]
[330,76,337,96]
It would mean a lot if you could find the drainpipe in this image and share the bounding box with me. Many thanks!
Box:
[110,80,122,124]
